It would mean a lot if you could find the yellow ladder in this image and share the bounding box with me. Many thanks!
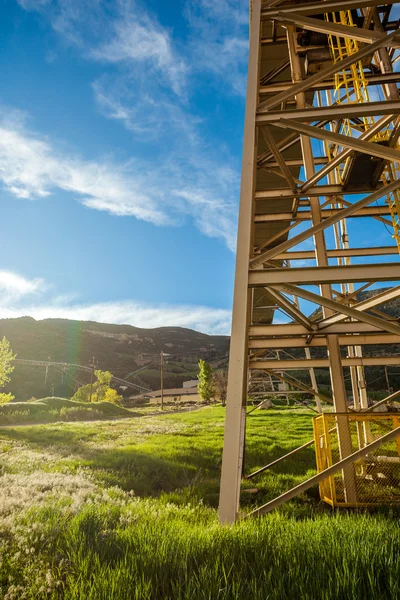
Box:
[324,8,400,251]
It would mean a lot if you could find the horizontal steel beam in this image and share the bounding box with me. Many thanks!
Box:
[251,178,400,266]
[264,157,328,168]
[249,357,400,369]
[255,184,380,200]
[261,1,399,19]
[260,73,400,95]
[248,333,400,349]
[249,322,386,337]
[249,263,400,286]
[256,100,400,123]
[254,206,391,222]
[274,247,398,260]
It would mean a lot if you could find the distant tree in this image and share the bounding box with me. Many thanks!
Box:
[104,388,123,405]
[0,393,14,405]
[0,337,15,404]
[95,370,112,387]
[0,337,15,387]
[213,370,228,406]
[72,384,91,403]
[72,370,121,404]
[198,360,215,403]
[94,370,113,402]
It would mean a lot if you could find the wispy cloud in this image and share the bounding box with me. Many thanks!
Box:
[184,0,249,95]
[14,0,241,250]
[0,108,237,248]
[0,109,167,224]
[0,271,231,335]
[18,0,188,96]
[0,271,45,304]
[91,11,187,96]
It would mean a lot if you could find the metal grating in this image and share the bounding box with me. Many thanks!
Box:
[314,413,400,507]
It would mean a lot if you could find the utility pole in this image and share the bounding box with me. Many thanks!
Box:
[160,351,164,410]
[160,351,170,410]
[44,356,50,388]
[89,357,95,403]
[385,366,391,395]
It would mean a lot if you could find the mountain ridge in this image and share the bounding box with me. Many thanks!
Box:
[0,316,230,399]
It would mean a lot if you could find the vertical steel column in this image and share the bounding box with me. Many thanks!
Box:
[218,0,261,525]
[286,29,356,500]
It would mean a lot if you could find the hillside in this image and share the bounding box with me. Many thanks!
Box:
[0,317,229,400]
[1,287,399,400]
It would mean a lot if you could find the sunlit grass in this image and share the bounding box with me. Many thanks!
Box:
[0,406,399,599]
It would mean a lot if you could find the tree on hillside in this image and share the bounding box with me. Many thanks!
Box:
[0,337,16,404]
[198,360,215,403]
[94,370,113,402]
[72,370,122,405]
[213,370,228,406]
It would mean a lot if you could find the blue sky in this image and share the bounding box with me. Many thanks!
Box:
[0,0,249,334]
[0,1,398,335]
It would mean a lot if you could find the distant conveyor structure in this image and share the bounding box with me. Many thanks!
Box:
[219,0,400,523]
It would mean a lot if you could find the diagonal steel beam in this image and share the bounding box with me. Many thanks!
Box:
[301,114,397,193]
[264,287,317,331]
[273,11,398,45]
[250,178,400,267]
[319,285,400,329]
[274,119,400,163]
[258,30,399,112]
[246,425,400,518]
[272,283,400,337]
[260,58,290,86]
[260,127,298,193]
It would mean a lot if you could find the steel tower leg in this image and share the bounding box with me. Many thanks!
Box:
[219,0,400,523]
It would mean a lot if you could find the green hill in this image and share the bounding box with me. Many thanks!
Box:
[0,317,229,400]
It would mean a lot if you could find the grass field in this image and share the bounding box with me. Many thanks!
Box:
[0,406,399,599]
[0,397,137,426]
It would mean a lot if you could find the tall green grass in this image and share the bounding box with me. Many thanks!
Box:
[0,406,399,599]
[0,397,136,425]
[1,499,399,599]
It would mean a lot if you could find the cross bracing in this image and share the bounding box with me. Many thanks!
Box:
[219,0,400,523]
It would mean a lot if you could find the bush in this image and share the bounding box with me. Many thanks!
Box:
[0,392,14,405]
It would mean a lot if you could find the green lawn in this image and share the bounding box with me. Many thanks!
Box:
[0,406,399,599]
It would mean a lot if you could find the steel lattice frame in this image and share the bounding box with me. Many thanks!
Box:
[219,0,400,524]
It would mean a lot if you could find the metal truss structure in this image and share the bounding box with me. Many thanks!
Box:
[219,0,400,523]
[14,359,150,393]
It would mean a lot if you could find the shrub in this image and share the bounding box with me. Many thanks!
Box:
[0,392,14,405]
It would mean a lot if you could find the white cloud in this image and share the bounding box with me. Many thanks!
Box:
[184,0,249,95]
[0,271,45,306]
[91,14,187,96]
[0,108,237,248]
[15,301,232,335]
[0,271,231,335]
[0,112,167,224]
[92,79,201,144]
[13,1,241,250]
[18,0,187,96]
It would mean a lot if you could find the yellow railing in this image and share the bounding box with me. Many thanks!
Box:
[314,413,400,507]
